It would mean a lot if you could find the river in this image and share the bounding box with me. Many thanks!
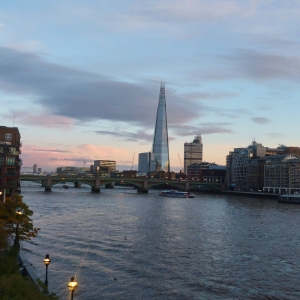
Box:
[20,183,300,299]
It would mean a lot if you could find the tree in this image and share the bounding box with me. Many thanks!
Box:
[0,194,40,249]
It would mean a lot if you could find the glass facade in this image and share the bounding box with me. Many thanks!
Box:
[152,82,170,172]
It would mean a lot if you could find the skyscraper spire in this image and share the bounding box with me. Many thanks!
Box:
[152,82,170,172]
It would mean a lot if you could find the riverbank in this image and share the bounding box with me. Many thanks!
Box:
[0,246,58,299]
[221,190,278,199]
[192,187,279,199]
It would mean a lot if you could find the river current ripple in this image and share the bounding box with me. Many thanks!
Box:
[20,184,300,300]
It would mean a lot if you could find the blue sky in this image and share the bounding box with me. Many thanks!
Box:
[1,0,300,172]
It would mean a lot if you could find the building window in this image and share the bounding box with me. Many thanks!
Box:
[0,147,3,153]
[5,134,12,141]
[0,158,3,165]
[7,147,17,155]
[6,157,15,165]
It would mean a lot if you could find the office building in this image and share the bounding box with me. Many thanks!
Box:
[264,154,300,194]
[93,160,116,177]
[184,135,203,174]
[187,162,225,182]
[226,141,300,193]
[138,152,150,173]
[151,82,170,172]
[0,126,22,202]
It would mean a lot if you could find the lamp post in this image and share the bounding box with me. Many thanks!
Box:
[68,277,78,300]
[43,254,51,292]
[14,210,23,249]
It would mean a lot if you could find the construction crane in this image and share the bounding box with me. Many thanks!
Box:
[79,152,86,168]
[132,152,135,170]
[178,153,183,170]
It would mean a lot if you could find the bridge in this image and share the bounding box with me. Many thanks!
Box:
[20,174,222,193]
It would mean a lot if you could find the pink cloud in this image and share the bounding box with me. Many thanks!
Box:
[21,144,75,172]
[5,112,75,128]
[77,144,128,156]
[21,143,130,172]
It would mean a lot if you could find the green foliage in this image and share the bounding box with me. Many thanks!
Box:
[0,251,19,276]
[0,196,59,299]
[0,194,40,243]
[0,273,59,300]
[0,219,8,249]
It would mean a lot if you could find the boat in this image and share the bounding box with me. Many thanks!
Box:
[63,184,69,189]
[159,190,195,198]
[278,192,300,204]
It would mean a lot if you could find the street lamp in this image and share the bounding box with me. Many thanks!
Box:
[14,210,23,249]
[43,254,51,292]
[68,277,78,300]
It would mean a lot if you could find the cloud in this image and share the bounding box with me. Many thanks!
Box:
[7,40,47,53]
[268,132,282,138]
[21,143,132,171]
[32,148,70,153]
[185,91,238,101]
[77,144,128,156]
[251,117,271,124]
[217,108,252,119]
[171,123,234,136]
[233,49,300,80]
[94,130,153,142]
[4,111,76,128]
[214,49,300,82]
[0,47,200,128]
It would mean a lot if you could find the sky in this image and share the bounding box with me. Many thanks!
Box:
[1,0,300,172]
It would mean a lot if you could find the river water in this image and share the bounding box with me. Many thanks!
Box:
[20,183,300,300]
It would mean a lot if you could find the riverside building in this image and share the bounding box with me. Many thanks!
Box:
[184,135,203,174]
[93,160,116,177]
[0,126,22,203]
[187,162,225,183]
[264,154,300,194]
[226,141,300,193]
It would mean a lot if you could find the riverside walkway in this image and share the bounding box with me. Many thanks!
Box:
[20,174,222,193]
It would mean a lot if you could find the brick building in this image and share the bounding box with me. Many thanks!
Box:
[0,126,22,202]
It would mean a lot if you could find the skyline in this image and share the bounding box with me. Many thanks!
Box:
[1,1,300,172]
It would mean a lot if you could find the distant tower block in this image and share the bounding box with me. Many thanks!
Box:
[184,135,203,174]
[138,152,149,173]
[151,82,170,172]
[33,164,37,174]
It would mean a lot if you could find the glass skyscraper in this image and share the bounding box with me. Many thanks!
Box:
[151,82,170,172]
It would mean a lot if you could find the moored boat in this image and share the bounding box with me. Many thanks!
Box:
[159,190,195,198]
[278,192,300,204]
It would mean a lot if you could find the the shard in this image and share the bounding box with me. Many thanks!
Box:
[151,82,170,172]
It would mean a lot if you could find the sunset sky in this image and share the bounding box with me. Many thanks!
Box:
[1,1,300,172]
